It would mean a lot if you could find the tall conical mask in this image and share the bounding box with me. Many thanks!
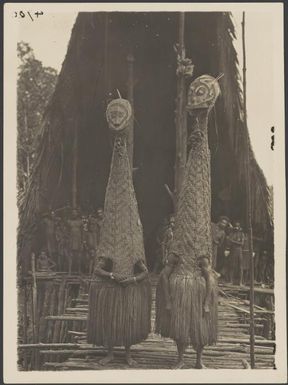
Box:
[97,98,146,278]
[171,75,221,270]
[155,75,221,349]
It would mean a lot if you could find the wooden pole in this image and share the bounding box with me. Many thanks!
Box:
[31,253,37,342]
[72,123,78,209]
[164,184,175,211]
[174,12,187,207]
[127,53,135,170]
[242,11,255,369]
[31,252,40,369]
[23,283,28,370]
[23,108,31,183]
[104,13,110,100]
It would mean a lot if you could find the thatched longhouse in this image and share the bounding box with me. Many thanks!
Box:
[18,12,273,271]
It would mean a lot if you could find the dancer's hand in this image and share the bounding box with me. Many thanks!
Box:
[111,273,123,283]
[119,277,136,286]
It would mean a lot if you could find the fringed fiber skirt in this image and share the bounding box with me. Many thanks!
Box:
[155,272,218,349]
[87,279,152,347]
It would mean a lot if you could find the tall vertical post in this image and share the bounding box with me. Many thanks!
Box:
[31,253,37,343]
[72,122,78,209]
[31,252,39,369]
[23,108,30,183]
[174,12,187,206]
[23,283,28,370]
[104,13,109,99]
[127,53,135,170]
[242,11,255,368]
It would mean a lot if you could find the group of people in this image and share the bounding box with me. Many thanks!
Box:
[212,217,271,286]
[38,204,272,287]
[37,207,104,274]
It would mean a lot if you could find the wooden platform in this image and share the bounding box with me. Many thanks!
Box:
[38,275,275,370]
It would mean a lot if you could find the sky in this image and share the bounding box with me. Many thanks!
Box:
[18,11,274,185]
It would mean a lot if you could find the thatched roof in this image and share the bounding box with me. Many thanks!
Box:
[18,12,273,269]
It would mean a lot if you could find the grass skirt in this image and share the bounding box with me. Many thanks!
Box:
[155,272,218,350]
[87,279,152,347]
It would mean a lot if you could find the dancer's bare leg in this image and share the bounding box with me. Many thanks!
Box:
[195,346,206,369]
[125,346,138,367]
[239,256,244,286]
[99,345,114,365]
[200,257,212,313]
[228,265,233,284]
[173,341,186,369]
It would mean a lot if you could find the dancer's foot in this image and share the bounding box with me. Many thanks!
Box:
[126,356,138,367]
[172,360,185,369]
[195,361,207,369]
[125,346,138,367]
[99,352,114,366]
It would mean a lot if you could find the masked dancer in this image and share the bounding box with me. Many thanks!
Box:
[156,75,221,369]
[87,98,151,367]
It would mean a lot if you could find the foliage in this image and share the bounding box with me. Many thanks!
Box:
[17,41,58,193]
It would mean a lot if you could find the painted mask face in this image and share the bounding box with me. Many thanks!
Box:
[106,98,132,132]
[187,75,221,112]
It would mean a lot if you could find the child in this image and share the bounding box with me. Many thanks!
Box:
[36,250,56,272]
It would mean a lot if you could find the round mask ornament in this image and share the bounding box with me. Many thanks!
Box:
[187,75,221,113]
[106,98,132,132]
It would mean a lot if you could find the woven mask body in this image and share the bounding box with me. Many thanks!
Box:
[171,75,220,274]
[97,99,146,279]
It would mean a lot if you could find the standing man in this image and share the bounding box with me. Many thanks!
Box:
[95,208,104,245]
[228,221,245,285]
[42,210,58,267]
[211,216,229,271]
[55,216,70,272]
[82,214,90,274]
[258,250,269,284]
[67,208,83,274]
[87,212,98,274]
[153,218,169,274]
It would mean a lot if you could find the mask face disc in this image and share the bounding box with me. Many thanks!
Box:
[106,98,132,132]
[187,75,220,112]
